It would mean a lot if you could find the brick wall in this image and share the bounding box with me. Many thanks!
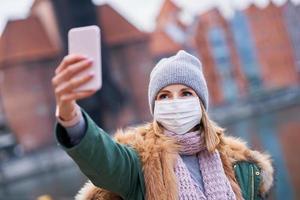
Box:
[246,3,298,89]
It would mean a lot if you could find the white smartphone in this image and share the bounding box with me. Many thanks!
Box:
[68,25,102,92]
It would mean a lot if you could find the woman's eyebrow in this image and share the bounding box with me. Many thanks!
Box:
[180,87,192,91]
[159,90,171,94]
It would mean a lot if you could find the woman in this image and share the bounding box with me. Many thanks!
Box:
[52,50,274,200]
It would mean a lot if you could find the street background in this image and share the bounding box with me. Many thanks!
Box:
[0,0,300,199]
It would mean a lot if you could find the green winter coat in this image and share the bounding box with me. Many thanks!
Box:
[55,108,273,200]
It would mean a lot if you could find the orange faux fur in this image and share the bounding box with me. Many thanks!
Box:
[75,124,273,200]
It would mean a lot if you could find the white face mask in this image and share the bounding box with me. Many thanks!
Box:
[153,97,202,135]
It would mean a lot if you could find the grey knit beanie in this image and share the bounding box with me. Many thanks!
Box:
[148,50,209,115]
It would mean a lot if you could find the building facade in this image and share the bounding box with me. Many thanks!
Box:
[245,3,298,89]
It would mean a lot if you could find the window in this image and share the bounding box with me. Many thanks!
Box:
[230,11,262,92]
[208,26,238,102]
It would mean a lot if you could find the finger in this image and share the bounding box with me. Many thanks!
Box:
[61,90,96,102]
[55,73,94,96]
[52,59,93,88]
[55,54,87,74]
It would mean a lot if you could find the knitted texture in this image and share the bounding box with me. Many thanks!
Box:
[148,50,209,115]
[164,130,236,200]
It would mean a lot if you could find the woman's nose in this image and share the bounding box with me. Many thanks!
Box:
[172,93,180,99]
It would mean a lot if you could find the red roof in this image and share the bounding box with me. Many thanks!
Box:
[97,4,148,46]
[0,16,59,65]
[156,0,180,23]
[149,0,183,57]
[150,29,182,57]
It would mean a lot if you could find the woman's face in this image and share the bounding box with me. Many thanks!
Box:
[155,84,198,101]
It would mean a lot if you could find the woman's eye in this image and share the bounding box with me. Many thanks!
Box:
[182,91,193,96]
[158,94,168,99]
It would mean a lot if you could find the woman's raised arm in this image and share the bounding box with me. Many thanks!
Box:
[52,55,145,199]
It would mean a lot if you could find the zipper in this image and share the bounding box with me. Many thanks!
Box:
[250,165,254,200]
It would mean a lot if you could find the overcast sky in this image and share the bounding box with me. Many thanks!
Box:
[0,0,299,36]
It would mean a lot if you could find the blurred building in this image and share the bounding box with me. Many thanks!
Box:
[230,10,262,94]
[282,1,300,79]
[0,16,60,152]
[150,0,184,60]
[194,9,248,106]
[96,4,154,125]
[245,3,298,89]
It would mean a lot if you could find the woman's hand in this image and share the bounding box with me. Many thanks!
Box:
[52,54,97,121]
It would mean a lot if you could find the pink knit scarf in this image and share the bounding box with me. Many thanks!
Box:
[164,129,236,200]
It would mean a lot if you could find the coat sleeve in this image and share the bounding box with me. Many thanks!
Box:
[54,107,145,199]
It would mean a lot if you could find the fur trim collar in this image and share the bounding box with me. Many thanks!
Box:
[222,136,274,195]
[76,125,273,200]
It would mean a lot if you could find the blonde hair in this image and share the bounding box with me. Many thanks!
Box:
[199,102,224,152]
[151,101,225,152]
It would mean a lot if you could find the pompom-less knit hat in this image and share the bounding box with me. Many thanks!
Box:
[148,50,209,115]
